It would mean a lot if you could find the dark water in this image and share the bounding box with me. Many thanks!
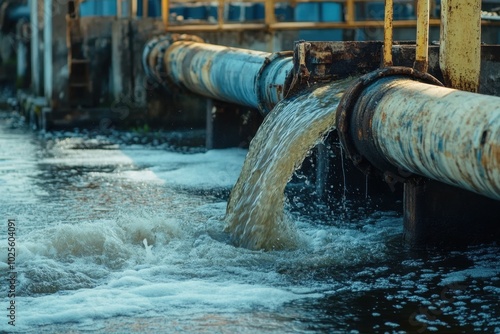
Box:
[0,110,499,333]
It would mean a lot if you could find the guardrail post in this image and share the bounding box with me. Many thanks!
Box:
[383,0,394,67]
[440,0,481,92]
[143,0,149,18]
[162,0,169,28]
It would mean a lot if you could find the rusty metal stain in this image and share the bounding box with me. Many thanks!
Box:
[414,0,430,73]
[439,0,481,92]
[383,0,394,67]
[372,81,500,200]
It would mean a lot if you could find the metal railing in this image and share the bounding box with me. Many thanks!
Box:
[110,0,500,32]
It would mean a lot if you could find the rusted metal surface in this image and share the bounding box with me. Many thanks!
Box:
[440,0,481,92]
[289,41,384,95]
[165,41,263,107]
[163,41,293,114]
[391,44,443,83]
[256,51,294,113]
[337,69,500,201]
[414,0,429,72]
[336,67,443,178]
[286,40,499,103]
[383,0,394,67]
[141,33,204,88]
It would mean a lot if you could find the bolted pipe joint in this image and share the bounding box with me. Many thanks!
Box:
[336,67,443,182]
[142,34,205,89]
[336,66,500,201]
[255,51,295,113]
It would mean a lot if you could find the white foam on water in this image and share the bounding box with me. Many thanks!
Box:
[58,147,249,188]
[18,278,318,331]
[120,148,248,189]
[0,130,44,203]
[1,114,498,333]
[0,196,403,332]
[440,268,500,287]
[0,115,411,332]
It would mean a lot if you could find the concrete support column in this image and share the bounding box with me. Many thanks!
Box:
[111,19,132,102]
[16,20,30,88]
[43,0,69,108]
[206,100,263,150]
[30,0,44,95]
[404,180,500,247]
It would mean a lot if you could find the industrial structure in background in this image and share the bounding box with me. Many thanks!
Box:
[0,0,499,130]
[0,0,499,248]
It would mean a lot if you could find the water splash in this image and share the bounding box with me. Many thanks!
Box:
[225,78,356,250]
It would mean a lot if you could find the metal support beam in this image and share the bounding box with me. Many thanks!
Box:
[403,180,500,247]
[383,0,394,67]
[206,100,263,149]
[128,0,137,17]
[143,0,148,18]
[217,0,224,29]
[414,0,429,72]
[117,0,122,18]
[161,0,169,27]
[265,0,276,26]
[440,0,481,92]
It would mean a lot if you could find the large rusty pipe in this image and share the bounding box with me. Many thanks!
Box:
[338,71,500,201]
[143,36,293,114]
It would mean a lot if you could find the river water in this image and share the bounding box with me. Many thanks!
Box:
[0,94,499,332]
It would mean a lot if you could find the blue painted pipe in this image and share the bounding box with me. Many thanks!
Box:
[143,36,293,114]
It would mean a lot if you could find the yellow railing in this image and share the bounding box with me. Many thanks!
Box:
[114,0,499,32]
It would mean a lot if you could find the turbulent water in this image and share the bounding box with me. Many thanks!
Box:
[0,106,499,333]
[225,79,352,250]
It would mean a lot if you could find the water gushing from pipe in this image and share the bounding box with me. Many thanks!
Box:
[225,78,357,250]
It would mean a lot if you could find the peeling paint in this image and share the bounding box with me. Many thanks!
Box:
[364,79,500,200]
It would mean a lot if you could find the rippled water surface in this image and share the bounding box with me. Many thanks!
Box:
[0,110,499,333]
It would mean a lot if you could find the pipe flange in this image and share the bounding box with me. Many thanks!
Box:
[336,66,443,180]
[155,43,171,89]
[255,51,294,114]
[142,34,204,89]
[141,36,161,83]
